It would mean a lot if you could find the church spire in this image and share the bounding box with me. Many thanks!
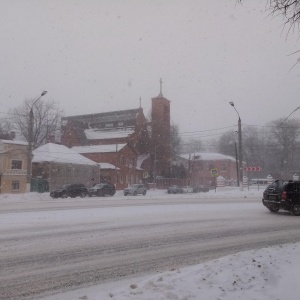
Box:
[158,78,163,97]
[139,96,142,108]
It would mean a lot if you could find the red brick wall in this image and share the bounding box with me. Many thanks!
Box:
[78,145,144,190]
[151,97,171,177]
[61,120,85,148]
[189,159,238,187]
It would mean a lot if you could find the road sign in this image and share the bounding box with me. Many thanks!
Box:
[143,172,149,178]
[244,166,262,171]
[210,168,218,176]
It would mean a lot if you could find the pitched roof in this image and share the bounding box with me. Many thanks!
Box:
[62,108,141,124]
[179,152,236,162]
[136,154,150,170]
[32,143,98,165]
[84,128,134,140]
[99,162,119,170]
[72,144,126,154]
[0,139,28,146]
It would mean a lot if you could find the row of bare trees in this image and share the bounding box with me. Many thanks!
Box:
[217,118,300,178]
[175,118,300,179]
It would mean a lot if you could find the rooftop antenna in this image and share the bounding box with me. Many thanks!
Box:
[158,78,163,97]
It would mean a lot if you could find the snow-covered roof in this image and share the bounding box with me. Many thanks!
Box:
[179,152,236,162]
[99,162,119,170]
[62,108,140,124]
[84,129,134,140]
[0,139,28,146]
[72,144,126,154]
[136,154,150,170]
[32,143,98,166]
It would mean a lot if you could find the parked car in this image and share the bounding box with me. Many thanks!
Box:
[182,186,194,193]
[88,183,116,197]
[262,180,300,215]
[193,185,209,193]
[50,183,88,199]
[167,185,183,194]
[124,184,147,196]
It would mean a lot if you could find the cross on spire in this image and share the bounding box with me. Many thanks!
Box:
[158,78,163,97]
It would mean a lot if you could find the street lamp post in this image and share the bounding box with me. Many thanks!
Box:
[279,106,300,127]
[229,101,243,191]
[26,91,47,192]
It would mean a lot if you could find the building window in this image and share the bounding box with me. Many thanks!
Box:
[37,167,43,176]
[66,166,72,177]
[118,122,124,127]
[11,160,22,169]
[164,105,170,121]
[12,181,20,191]
[105,123,113,128]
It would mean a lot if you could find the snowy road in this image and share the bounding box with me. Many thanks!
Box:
[1,190,300,300]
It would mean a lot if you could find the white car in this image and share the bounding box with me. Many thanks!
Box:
[123,184,147,196]
[182,186,193,193]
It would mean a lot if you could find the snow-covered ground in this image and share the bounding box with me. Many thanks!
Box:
[2,186,300,300]
[41,242,300,300]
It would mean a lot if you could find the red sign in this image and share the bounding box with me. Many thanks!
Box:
[244,166,262,171]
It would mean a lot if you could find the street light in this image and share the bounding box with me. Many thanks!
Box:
[229,101,243,190]
[279,106,300,127]
[26,91,48,192]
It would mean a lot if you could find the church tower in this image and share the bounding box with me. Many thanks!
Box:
[151,79,171,178]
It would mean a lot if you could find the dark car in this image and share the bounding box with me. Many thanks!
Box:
[262,180,300,215]
[167,185,183,194]
[88,183,116,197]
[193,185,209,193]
[123,184,147,196]
[50,183,88,199]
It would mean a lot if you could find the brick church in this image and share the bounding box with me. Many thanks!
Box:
[60,81,171,189]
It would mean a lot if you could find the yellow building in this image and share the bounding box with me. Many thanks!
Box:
[0,140,28,194]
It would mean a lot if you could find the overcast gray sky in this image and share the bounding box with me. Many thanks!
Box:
[0,0,299,144]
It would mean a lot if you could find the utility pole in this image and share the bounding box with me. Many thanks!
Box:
[229,101,243,190]
[238,116,243,190]
[26,91,47,192]
[235,142,239,187]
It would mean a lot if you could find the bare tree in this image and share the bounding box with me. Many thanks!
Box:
[0,117,14,139]
[238,1,300,31]
[268,118,300,175]
[170,123,182,156]
[242,126,274,171]
[218,131,237,157]
[180,138,205,154]
[9,99,62,149]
